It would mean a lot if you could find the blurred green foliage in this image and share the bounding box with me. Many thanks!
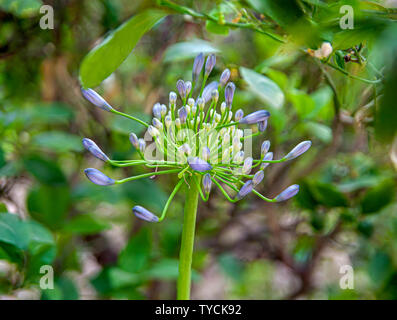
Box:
[0,0,396,300]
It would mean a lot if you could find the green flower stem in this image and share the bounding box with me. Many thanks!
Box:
[177,177,199,300]
[159,179,184,221]
[111,109,149,127]
[115,169,180,184]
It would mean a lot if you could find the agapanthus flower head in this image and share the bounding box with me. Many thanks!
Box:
[82,53,311,222]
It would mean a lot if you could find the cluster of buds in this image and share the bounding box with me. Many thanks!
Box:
[81,53,311,222]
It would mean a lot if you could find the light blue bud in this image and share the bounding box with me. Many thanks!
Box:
[242,157,253,174]
[239,110,270,124]
[132,205,159,222]
[258,119,268,132]
[236,180,253,200]
[203,173,212,194]
[81,88,113,111]
[82,138,109,162]
[252,170,264,186]
[202,146,210,161]
[235,109,244,122]
[284,141,312,160]
[188,157,212,172]
[185,81,192,96]
[192,53,204,82]
[138,138,146,152]
[225,82,236,107]
[261,152,273,170]
[220,68,231,86]
[205,54,216,76]
[84,168,114,186]
[275,184,299,202]
[176,79,186,99]
[261,140,270,157]
[202,81,219,103]
[178,107,187,124]
[169,91,177,104]
[152,103,162,119]
[129,133,139,149]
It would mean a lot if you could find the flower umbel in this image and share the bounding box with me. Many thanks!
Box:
[81,53,312,223]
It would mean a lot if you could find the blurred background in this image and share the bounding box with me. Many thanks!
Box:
[0,0,397,300]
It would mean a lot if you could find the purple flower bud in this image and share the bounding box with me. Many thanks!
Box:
[185,81,192,96]
[236,180,253,200]
[211,89,219,103]
[275,184,299,202]
[225,82,236,107]
[84,168,114,186]
[258,119,268,132]
[203,173,212,194]
[205,54,216,76]
[234,109,244,121]
[239,110,271,124]
[261,152,273,170]
[197,97,205,110]
[152,118,163,130]
[138,138,146,152]
[169,91,177,104]
[242,157,253,174]
[192,53,204,82]
[176,79,186,99]
[261,140,271,157]
[161,104,167,117]
[178,107,188,124]
[202,81,219,103]
[81,88,113,111]
[220,68,231,86]
[132,205,159,222]
[252,170,264,186]
[284,141,312,160]
[129,133,139,149]
[152,103,162,119]
[179,143,191,156]
[82,138,109,162]
[188,157,212,172]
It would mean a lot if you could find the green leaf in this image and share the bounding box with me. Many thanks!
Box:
[310,182,348,208]
[0,213,29,250]
[24,155,66,185]
[360,179,395,214]
[32,131,83,153]
[62,214,111,235]
[91,267,140,295]
[163,40,220,63]
[218,254,244,282]
[118,228,151,273]
[206,20,229,35]
[27,184,71,230]
[80,9,167,88]
[303,122,332,144]
[289,89,316,118]
[146,259,180,280]
[0,0,42,18]
[240,67,284,109]
[368,251,393,286]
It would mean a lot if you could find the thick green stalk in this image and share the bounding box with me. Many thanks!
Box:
[177,177,199,300]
